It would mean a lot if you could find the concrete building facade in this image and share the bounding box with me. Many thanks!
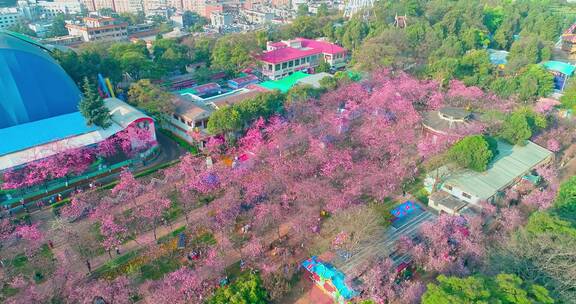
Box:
[66,16,128,42]
[258,38,347,80]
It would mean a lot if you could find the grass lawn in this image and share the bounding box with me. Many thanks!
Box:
[138,255,181,281]
[6,244,55,284]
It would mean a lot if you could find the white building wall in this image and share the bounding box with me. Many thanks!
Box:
[0,9,22,29]
[439,184,483,205]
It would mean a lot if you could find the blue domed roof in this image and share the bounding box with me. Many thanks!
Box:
[0,31,82,129]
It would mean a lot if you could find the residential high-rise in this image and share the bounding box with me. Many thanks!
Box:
[114,0,144,13]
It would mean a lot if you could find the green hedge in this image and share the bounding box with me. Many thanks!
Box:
[50,198,71,210]
[134,159,180,179]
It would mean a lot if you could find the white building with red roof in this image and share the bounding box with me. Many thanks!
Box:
[258,38,347,80]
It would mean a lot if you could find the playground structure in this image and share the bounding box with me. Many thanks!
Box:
[343,0,375,18]
[301,256,358,304]
[97,73,116,98]
[394,14,408,28]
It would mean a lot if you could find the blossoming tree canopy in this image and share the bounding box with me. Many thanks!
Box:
[1,124,155,190]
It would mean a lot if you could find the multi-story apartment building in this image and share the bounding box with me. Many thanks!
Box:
[143,0,167,14]
[66,16,128,42]
[210,11,231,28]
[258,38,347,80]
[38,0,85,16]
[240,8,273,24]
[82,0,115,12]
[114,0,144,13]
[0,8,22,29]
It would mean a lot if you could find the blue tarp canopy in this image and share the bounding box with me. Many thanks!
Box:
[488,49,509,65]
[301,256,358,300]
[542,61,576,76]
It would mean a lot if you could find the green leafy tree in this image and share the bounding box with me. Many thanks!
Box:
[448,135,496,172]
[211,34,258,75]
[493,21,515,49]
[128,79,175,121]
[297,4,309,17]
[152,38,190,73]
[289,16,322,38]
[7,23,37,37]
[560,80,576,111]
[499,108,545,145]
[48,14,69,37]
[317,3,329,17]
[483,6,504,33]
[461,28,490,50]
[207,273,269,304]
[207,92,285,134]
[286,84,323,105]
[206,105,243,135]
[316,59,331,73]
[117,12,145,25]
[516,65,554,101]
[507,36,551,73]
[341,17,369,50]
[78,77,112,128]
[499,111,532,145]
[98,8,115,16]
[422,274,554,304]
[319,76,338,90]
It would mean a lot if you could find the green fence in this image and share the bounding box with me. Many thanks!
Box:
[1,159,135,208]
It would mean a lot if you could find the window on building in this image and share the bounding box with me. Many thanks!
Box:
[288,61,293,67]
[194,121,202,128]
[180,117,186,124]
[187,121,192,127]
[462,192,472,199]
[295,59,300,65]
[275,64,280,70]
[282,62,287,69]
[268,64,272,70]
[173,114,179,120]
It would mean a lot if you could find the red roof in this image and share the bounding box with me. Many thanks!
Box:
[194,83,220,94]
[259,38,346,64]
[269,41,287,48]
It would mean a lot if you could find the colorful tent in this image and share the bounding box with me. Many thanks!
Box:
[301,256,358,303]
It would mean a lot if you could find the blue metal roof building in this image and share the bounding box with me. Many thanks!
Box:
[0,31,81,129]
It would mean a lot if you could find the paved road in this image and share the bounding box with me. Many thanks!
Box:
[334,208,436,275]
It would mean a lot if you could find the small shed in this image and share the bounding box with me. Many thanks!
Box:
[227,74,259,89]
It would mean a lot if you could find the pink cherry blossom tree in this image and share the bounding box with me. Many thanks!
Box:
[145,267,211,304]
[111,168,143,207]
[134,191,172,240]
[68,276,134,304]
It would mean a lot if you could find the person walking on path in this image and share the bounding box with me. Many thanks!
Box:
[85,260,91,273]
[115,246,121,255]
